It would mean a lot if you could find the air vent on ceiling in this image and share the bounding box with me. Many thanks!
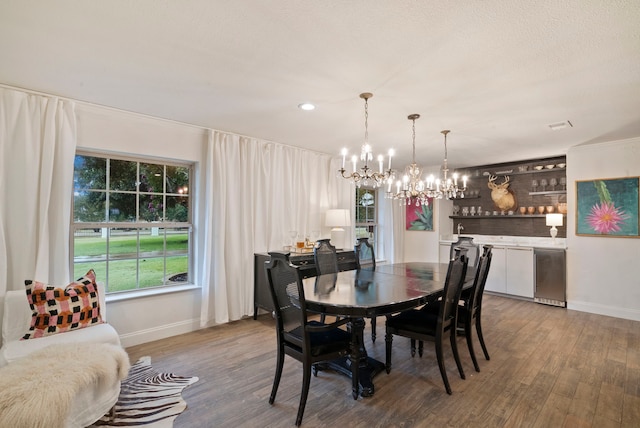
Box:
[548,120,573,131]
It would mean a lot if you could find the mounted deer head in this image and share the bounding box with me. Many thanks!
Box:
[487,175,517,211]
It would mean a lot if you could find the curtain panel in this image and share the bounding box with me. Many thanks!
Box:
[0,88,77,297]
[200,130,350,326]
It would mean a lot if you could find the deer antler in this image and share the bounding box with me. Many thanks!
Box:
[487,174,510,189]
[488,174,498,189]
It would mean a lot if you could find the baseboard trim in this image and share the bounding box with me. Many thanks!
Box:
[567,300,640,322]
[118,318,201,348]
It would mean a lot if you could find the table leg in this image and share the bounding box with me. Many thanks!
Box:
[327,317,385,397]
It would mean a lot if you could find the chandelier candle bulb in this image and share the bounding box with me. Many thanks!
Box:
[388,149,394,169]
[378,155,384,173]
[341,148,347,168]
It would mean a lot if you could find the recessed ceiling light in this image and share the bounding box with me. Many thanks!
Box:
[548,120,573,131]
[298,102,315,111]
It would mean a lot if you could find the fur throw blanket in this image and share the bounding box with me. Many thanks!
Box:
[0,342,130,428]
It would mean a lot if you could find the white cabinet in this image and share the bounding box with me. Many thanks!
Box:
[440,241,536,299]
[485,247,506,293]
[506,247,534,298]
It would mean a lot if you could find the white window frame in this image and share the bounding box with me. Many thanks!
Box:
[354,187,380,254]
[71,151,194,294]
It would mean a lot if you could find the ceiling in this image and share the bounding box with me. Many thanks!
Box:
[1,1,639,169]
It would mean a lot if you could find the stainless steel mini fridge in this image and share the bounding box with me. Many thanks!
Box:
[534,248,566,307]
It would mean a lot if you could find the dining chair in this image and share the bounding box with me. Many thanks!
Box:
[313,238,339,275]
[449,236,480,268]
[354,237,376,270]
[264,252,358,426]
[384,250,469,395]
[314,239,340,323]
[354,237,379,342]
[421,245,493,372]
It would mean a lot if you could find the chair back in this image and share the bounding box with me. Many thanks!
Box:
[314,239,339,275]
[354,237,376,270]
[467,245,493,317]
[438,249,469,334]
[449,236,480,267]
[265,252,307,346]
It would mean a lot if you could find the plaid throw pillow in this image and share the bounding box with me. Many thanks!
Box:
[22,269,103,340]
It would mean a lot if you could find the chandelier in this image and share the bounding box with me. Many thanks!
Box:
[387,114,430,206]
[426,130,468,199]
[339,93,394,188]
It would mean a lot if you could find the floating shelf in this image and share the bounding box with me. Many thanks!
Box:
[449,214,564,219]
[528,190,567,196]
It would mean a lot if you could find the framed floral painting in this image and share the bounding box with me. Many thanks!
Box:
[406,200,434,231]
[576,177,639,237]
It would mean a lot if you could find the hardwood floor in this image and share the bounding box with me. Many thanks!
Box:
[125,295,640,427]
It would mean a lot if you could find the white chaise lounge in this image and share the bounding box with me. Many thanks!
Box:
[0,283,128,427]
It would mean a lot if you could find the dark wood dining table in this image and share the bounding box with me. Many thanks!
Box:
[300,262,475,398]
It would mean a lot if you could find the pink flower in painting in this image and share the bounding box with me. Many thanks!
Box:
[586,202,630,234]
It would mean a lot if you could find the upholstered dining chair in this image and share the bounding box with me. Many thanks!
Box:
[421,245,493,372]
[264,252,358,426]
[384,250,469,395]
[449,236,480,268]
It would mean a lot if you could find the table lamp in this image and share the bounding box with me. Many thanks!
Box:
[546,213,563,243]
[325,209,351,248]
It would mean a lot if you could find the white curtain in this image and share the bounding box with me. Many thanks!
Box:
[200,130,348,326]
[378,193,405,264]
[0,88,77,296]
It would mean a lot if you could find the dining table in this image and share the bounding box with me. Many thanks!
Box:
[300,262,475,398]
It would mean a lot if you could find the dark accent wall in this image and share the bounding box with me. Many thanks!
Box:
[450,156,567,237]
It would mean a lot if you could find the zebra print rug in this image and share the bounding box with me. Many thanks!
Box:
[90,356,199,427]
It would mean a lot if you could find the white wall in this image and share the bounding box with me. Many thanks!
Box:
[566,138,640,321]
[76,103,208,347]
[402,166,447,262]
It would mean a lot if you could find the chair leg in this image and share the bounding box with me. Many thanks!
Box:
[476,316,490,360]
[269,346,285,404]
[410,339,416,357]
[385,331,393,373]
[296,362,312,426]
[418,340,424,357]
[465,318,480,372]
[350,339,360,400]
[370,317,376,343]
[450,327,466,380]
[435,338,452,395]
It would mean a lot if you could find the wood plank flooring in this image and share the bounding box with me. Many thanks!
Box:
[124,295,640,427]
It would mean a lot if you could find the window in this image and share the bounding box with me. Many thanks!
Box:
[354,187,378,253]
[72,153,193,294]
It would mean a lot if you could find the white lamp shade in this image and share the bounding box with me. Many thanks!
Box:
[546,213,563,227]
[325,209,351,227]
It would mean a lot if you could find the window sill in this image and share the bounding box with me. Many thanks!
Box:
[105,284,200,303]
